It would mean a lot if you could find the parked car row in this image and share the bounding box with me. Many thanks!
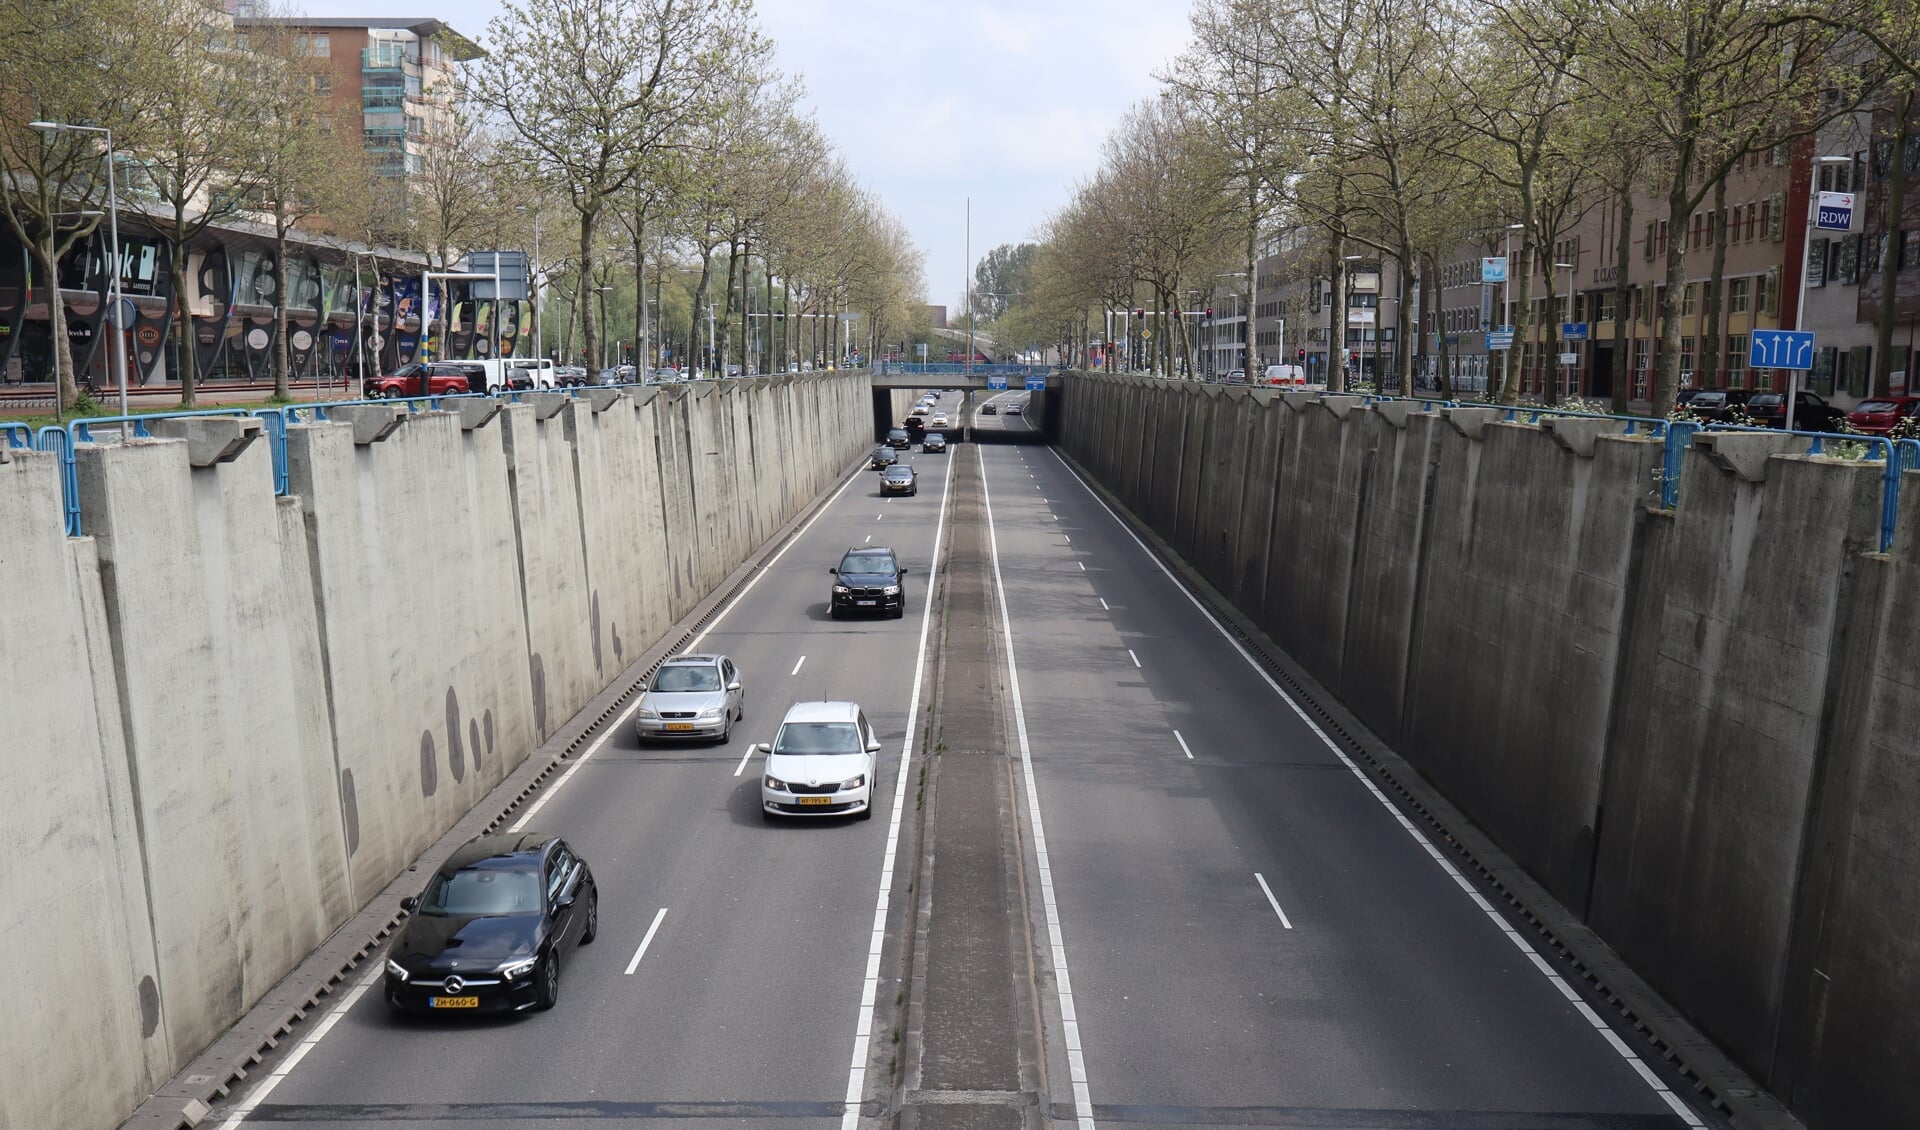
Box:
[1675,387,1850,432]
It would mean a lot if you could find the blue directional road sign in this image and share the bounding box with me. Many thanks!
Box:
[1481,257,1508,284]
[1486,327,1515,351]
[987,375,1009,390]
[1025,376,1047,391]
[1561,322,1588,341]
[1749,329,1816,370]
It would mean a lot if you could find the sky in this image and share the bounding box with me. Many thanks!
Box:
[293,0,1193,311]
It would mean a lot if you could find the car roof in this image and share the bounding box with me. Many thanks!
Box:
[663,653,722,665]
[779,700,862,724]
[440,832,557,873]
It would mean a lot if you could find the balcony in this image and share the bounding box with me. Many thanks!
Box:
[361,44,418,72]
[362,86,406,111]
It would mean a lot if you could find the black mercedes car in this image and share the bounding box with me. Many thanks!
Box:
[869,446,897,469]
[830,546,908,619]
[384,833,598,1015]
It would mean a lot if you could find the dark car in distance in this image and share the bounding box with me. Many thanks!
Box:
[830,546,908,619]
[885,427,912,450]
[869,446,898,470]
[384,833,598,1015]
[1684,388,1755,422]
[881,464,918,495]
[922,433,947,453]
[1746,390,1846,432]
[981,404,998,415]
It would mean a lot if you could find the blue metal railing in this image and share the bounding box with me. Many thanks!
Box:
[33,427,79,536]
[879,362,1052,377]
[2,422,32,449]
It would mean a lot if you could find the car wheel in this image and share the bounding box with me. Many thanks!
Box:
[857,801,874,821]
[891,603,905,620]
[534,953,560,1010]
[761,807,776,823]
[580,891,599,945]
[720,717,732,745]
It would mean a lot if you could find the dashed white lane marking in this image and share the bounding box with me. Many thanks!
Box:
[510,463,870,832]
[1047,449,1707,1130]
[732,742,757,777]
[864,534,872,544]
[1062,534,1071,544]
[216,965,383,1126]
[1173,730,1194,760]
[624,908,669,974]
[791,655,807,677]
[839,431,955,1130]
[1128,649,1141,668]
[1077,562,1086,572]
[1098,598,1109,611]
[979,445,1097,1130]
[1254,873,1295,929]
[1051,513,1059,521]
[877,513,884,520]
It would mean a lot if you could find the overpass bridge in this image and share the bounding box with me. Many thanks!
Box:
[867,364,1060,443]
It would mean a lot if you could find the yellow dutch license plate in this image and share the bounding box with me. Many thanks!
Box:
[431,996,479,1008]
[797,796,834,806]
[665,722,694,732]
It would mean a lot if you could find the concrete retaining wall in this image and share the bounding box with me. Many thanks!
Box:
[0,374,873,1130]
[1057,372,1920,1130]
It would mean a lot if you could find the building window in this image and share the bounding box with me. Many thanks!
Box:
[1903,230,1920,271]
[1683,284,1698,317]
[1809,238,1829,287]
[1727,335,1748,379]
[1729,278,1750,313]
[1681,337,1696,375]
[295,33,330,57]
[1595,290,1616,321]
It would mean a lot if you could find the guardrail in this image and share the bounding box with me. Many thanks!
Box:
[878,362,1053,376]
[11,377,758,537]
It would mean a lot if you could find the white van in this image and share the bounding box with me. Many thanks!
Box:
[480,358,557,393]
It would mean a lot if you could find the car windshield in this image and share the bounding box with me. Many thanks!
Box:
[1856,400,1900,412]
[652,665,721,692]
[391,363,425,378]
[840,551,895,574]
[889,430,907,438]
[775,722,863,755]
[1749,394,1783,408]
[420,867,542,916]
[887,468,912,479]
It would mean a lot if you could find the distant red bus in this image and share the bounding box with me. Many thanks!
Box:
[944,350,991,364]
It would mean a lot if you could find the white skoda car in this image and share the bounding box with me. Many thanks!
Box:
[758,701,881,821]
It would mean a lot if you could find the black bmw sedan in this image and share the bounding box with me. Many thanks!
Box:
[384,833,598,1015]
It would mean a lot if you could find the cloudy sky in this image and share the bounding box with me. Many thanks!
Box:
[295,0,1192,310]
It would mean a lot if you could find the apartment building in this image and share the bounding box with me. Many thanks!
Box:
[233,16,483,183]
[1250,233,1405,387]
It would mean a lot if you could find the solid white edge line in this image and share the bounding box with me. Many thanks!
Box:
[1173,730,1194,760]
[791,655,807,677]
[980,444,1097,1130]
[511,463,869,832]
[839,432,955,1130]
[1045,448,1706,1130]
[1254,872,1294,930]
[217,965,384,1125]
[623,908,669,975]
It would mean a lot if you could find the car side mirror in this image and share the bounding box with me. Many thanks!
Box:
[400,896,418,913]
[636,680,648,692]
[898,567,909,575]
[755,742,772,753]
[828,567,838,575]
[867,741,882,753]
[553,894,575,913]
[727,681,741,692]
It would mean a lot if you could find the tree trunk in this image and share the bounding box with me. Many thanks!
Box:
[764,256,774,374]
[1328,236,1347,392]
[721,240,739,372]
[1396,239,1416,396]
[272,217,291,401]
[578,207,599,374]
[1428,253,1452,400]
[168,228,199,407]
[691,246,713,375]
[1499,235,1534,406]
[1542,254,1561,406]
[1654,168,1694,414]
[1876,91,1913,398]
[1702,172,1729,389]
[1611,186,1634,415]
[34,229,77,415]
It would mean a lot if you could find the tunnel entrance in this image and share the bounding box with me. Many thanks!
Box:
[870,385,1057,447]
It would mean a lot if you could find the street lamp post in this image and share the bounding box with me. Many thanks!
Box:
[1787,155,1856,427]
[31,120,126,418]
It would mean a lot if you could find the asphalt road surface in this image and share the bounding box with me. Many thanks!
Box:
[204,389,1725,1130]
[210,389,967,1130]
[976,442,1720,1129]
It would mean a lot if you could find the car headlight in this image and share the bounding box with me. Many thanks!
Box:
[883,585,901,595]
[386,959,410,982]
[840,774,866,790]
[637,706,658,719]
[498,956,538,980]
[764,774,788,791]
[698,708,722,720]
[833,585,850,595]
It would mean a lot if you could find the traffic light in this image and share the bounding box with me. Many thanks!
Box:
[1205,307,1214,318]
[1297,349,1306,360]
[1134,309,1144,319]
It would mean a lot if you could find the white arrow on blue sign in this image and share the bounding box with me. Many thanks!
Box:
[1025,376,1047,391]
[1816,192,1854,232]
[987,376,1009,390]
[1749,329,1816,371]
[1561,322,1588,341]
[1486,331,1514,351]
